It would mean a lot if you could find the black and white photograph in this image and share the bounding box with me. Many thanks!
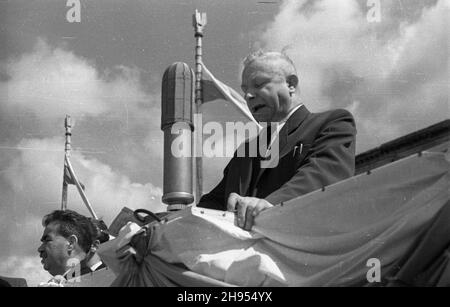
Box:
[0,0,448,289]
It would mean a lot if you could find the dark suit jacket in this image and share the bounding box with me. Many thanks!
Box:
[198,105,356,210]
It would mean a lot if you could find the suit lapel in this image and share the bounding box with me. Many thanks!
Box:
[278,105,310,159]
[252,105,310,189]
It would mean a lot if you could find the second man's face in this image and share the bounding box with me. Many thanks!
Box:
[241,59,294,123]
[37,222,71,276]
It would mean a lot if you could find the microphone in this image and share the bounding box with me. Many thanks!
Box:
[161,62,195,211]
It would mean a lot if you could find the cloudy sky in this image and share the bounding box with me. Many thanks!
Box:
[0,0,447,285]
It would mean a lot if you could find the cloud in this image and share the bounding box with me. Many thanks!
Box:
[258,0,448,152]
[0,255,51,287]
[0,38,151,119]
[0,38,164,179]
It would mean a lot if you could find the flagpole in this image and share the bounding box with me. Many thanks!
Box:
[61,115,71,211]
[193,9,207,203]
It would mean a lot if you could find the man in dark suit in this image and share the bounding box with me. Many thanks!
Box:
[198,51,356,230]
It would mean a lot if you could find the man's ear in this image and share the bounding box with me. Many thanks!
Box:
[67,235,78,252]
[286,74,299,94]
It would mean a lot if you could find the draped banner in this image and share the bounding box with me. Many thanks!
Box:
[97,152,449,286]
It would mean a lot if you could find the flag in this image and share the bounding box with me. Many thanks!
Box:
[201,63,261,129]
[64,155,85,190]
[63,154,98,219]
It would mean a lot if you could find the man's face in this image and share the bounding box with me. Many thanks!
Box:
[241,59,294,123]
[37,222,70,276]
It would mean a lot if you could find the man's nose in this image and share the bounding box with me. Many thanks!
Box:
[244,92,255,101]
[37,243,44,253]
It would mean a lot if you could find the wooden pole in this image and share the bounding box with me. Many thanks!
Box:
[61,115,71,210]
[192,9,207,203]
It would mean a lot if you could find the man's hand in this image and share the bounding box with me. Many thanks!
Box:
[227,193,273,230]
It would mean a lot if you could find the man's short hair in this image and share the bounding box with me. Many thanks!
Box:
[242,50,297,76]
[42,210,97,253]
